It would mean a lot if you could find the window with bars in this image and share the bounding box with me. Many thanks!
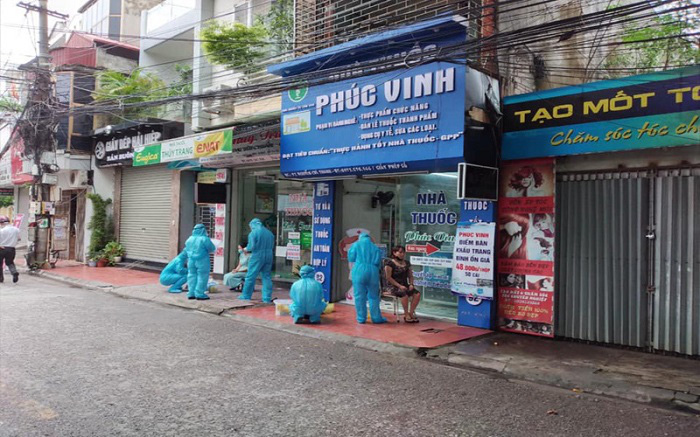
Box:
[295,0,482,53]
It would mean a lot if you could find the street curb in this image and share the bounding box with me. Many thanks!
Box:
[423,349,700,415]
[23,268,113,292]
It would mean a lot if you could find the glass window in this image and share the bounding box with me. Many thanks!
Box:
[396,173,460,319]
[110,0,122,15]
[239,169,314,281]
[234,1,249,26]
[339,173,460,320]
[109,17,121,39]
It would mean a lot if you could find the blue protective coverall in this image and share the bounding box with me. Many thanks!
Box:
[184,224,216,300]
[159,251,188,293]
[289,265,327,324]
[348,233,387,324]
[240,218,275,302]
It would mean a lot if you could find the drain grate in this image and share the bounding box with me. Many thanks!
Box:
[420,328,444,334]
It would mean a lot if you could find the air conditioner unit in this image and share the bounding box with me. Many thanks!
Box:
[69,170,89,188]
[202,83,235,116]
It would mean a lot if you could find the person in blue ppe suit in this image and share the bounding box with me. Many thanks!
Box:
[348,233,387,324]
[160,251,188,293]
[239,218,275,302]
[185,224,216,300]
[289,265,327,324]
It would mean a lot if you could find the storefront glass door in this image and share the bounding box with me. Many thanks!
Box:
[239,169,314,282]
[339,174,460,320]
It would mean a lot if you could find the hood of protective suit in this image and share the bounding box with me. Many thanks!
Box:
[193,224,207,236]
[299,265,315,279]
[249,218,263,230]
[358,232,371,241]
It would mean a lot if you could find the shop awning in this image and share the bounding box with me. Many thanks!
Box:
[267,15,468,77]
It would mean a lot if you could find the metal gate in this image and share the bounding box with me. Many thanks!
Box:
[555,168,700,355]
[653,168,700,355]
[120,166,173,263]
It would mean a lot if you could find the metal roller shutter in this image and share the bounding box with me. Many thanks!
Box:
[120,165,173,263]
[555,171,650,348]
[653,168,700,355]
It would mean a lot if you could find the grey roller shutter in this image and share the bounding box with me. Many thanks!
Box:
[555,171,650,348]
[120,165,173,263]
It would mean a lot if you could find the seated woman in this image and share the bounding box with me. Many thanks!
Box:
[384,245,421,323]
[223,240,249,291]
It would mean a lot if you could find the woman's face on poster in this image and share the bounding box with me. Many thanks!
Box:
[521,174,533,188]
[506,273,516,283]
[504,221,522,236]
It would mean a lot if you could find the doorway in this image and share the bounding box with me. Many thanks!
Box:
[53,189,85,261]
[337,174,461,321]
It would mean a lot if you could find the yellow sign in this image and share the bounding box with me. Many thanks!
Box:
[194,132,225,158]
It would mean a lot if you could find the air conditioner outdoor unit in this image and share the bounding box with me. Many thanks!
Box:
[202,83,235,115]
[69,170,89,188]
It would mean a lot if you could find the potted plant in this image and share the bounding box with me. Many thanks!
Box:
[96,252,108,268]
[87,194,113,267]
[103,241,125,265]
[87,257,98,267]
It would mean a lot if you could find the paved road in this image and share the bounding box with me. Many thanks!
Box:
[1,277,697,436]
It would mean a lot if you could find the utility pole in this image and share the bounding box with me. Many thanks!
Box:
[16,0,66,268]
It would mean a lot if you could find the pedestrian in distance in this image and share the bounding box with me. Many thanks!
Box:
[184,224,216,300]
[0,215,20,283]
[348,232,387,324]
[239,218,275,302]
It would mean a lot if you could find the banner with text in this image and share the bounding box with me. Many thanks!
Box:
[280,62,466,178]
[451,200,496,300]
[497,159,555,337]
[503,66,699,159]
[133,129,233,166]
[311,181,334,301]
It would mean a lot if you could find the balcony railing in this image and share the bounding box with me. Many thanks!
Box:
[146,0,196,34]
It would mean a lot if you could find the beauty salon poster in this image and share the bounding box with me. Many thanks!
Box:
[497,158,555,337]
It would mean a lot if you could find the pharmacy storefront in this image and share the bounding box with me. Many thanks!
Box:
[269,17,500,324]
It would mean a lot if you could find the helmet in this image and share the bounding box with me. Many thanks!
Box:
[0,216,9,224]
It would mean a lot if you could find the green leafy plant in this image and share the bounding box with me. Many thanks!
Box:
[87,193,113,260]
[603,3,700,78]
[169,64,193,96]
[103,241,125,265]
[0,97,23,113]
[254,0,294,54]
[0,195,13,208]
[200,22,268,73]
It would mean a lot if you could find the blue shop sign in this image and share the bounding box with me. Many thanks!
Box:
[280,62,466,178]
[502,66,700,160]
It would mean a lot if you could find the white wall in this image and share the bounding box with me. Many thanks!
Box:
[81,162,117,261]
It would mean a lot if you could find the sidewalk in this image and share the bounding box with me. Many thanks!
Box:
[21,262,700,414]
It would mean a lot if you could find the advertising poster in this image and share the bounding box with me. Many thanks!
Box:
[451,200,496,300]
[280,62,467,178]
[502,66,699,160]
[497,158,555,337]
[213,204,226,274]
[311,181,334,301]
